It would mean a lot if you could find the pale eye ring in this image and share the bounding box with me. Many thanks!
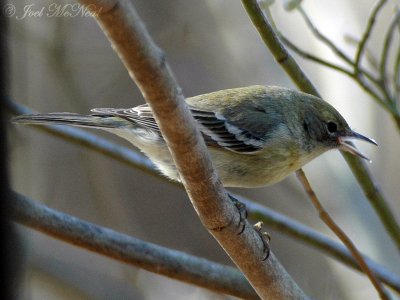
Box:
[327,121,338,134]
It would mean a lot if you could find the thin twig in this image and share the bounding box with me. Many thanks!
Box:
[268,7,396,116]
[380,11,400,103]
[298,6,380,85]
[341,151,400,254]
[279,34,354,77]
[281,32,396,114]
[296,5,390,105]
[344,35,380,71]
[262,1,391,114]
[355,0,387,75]
[394,44,400,101]
[296,169,392,300]
[395,12,400,102]
[9,192,259,299]
[286,4,400,128]
[298,6,353,65]
[9,100,400,292]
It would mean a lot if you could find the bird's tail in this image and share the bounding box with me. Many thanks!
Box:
[12,113,129,129]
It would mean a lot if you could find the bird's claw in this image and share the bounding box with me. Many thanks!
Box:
[227,195,270,260]
[253,221,271,261]
[228,194,248,234]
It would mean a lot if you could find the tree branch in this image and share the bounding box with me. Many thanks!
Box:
[76,0,308,298]
[9,192,258,299]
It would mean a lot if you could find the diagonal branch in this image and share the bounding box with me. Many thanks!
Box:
[278,3,400,133]
[296,169,391,300]
[76,0,308,298]
[279,35,354,77]
[263,4,396,116]
[241,196,400,293]
[9,192,259,299]
[241,0,319,96]
[297,6,353,66]
[297,5,381,89]
[280,34,391,112]
[380,10,400,103]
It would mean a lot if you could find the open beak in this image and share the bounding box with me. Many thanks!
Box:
[338,130,378,162]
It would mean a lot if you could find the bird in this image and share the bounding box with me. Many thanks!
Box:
[13,85,377,188]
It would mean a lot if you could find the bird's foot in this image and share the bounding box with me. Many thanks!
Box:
[228,194,248,234]
[253,221,271,261]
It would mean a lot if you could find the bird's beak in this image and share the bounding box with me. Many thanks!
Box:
[338,130,378,162]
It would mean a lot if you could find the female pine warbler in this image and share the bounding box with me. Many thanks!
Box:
[13,85,376,187]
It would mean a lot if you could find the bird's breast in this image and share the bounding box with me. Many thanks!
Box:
[209,147,304,188]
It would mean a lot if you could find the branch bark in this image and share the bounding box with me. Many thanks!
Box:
[9,192,258,299]
[76,0,308,298]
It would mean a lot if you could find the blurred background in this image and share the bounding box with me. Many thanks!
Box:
[8,0,400,299]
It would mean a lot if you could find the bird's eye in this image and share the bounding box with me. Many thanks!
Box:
[327,121,338,134]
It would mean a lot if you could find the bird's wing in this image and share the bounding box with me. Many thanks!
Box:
[188,107,264,153]
[185,85,285,154]
[92,104,264,154]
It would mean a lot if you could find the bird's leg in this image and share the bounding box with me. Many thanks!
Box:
[227,194,271,260]
[253,221,271,261]
[227,194,247,234]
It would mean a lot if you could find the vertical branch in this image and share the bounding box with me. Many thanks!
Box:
[76,0,309,298]
[355,0,387,75]
[394,45,400,101]
[380,11,400,104]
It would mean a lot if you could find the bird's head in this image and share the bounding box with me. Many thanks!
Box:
[301,98,377,161]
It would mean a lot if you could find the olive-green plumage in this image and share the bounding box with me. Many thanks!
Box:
[13,85,376,187]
